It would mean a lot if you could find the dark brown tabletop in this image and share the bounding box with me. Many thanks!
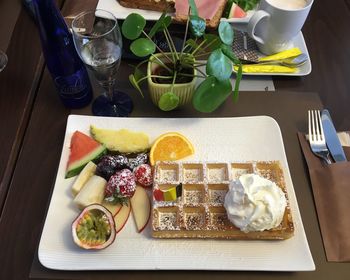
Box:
[1,0,350,279]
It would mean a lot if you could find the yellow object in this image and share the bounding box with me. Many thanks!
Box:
[150,132,195,165]
[163,187,178,201]
[90,126,150,153]
[235,65,297,73]
[258,47,302,62]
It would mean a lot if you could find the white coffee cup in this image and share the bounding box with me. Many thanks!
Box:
[246,0,314,54]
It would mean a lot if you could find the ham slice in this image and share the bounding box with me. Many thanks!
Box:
[175,0,227,20]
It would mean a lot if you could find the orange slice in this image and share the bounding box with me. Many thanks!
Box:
[150,132,195,165]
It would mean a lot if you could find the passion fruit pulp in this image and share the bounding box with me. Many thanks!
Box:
[72,204,116,250]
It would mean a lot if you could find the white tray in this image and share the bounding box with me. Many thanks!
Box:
[97,0,254,22]
[232,32,312,76]
[38,115,315,271]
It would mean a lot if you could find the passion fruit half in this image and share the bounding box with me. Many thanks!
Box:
[72,204,116,250]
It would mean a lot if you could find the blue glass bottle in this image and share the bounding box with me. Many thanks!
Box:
[32,0,92,108]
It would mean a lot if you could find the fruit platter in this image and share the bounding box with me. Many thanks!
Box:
[38,115,314,271]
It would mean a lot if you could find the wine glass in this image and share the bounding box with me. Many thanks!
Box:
[0,50,8,72]
[72,10,133,117]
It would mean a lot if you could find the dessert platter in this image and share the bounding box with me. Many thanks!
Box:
[38,115,315,271]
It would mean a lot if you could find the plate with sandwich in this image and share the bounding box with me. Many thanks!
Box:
[97,0,258,28]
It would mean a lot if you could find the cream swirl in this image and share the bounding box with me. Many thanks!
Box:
[224,174,287,232]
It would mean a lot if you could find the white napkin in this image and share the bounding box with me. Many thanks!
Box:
[338,132,350,147]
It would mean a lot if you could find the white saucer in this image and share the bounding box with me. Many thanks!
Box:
[232,32,312,77]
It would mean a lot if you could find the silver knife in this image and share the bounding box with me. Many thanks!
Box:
[321,110,347,162]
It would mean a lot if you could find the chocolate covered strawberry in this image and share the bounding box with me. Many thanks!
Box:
[134,164,153,187]
[105,169,136,204]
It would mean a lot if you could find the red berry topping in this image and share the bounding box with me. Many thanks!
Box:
[105,169,136,203]
[134,164,153,187]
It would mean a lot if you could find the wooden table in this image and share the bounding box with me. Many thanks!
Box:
[1,0,350,279]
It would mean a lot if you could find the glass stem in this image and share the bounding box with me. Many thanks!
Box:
[100,80,116,101]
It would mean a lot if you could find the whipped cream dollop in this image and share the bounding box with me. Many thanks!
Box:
[224,174,287,232]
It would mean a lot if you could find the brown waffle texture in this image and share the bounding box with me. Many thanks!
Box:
[152,161,294,239]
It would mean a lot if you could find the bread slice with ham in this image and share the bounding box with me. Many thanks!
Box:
[118,0,227,29]
[174,0,228,28]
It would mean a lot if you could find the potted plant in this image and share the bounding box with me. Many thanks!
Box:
[121,0,242,112]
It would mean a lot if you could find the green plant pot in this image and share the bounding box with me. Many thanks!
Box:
[147,53,197,108]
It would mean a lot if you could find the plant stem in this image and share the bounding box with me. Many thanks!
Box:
[181,63,207,77]
[191,39,208,56]
[177,73,207,79]
[200,37,220,52]
[162,30,178,61]
[191,62,207,67]
[141,30,173,63]
[170,71,177,92]
[136,74,174,85]
[193,51,213,58]
[150,54,173,73]
[179,7,190,59]
[165,28,179,60]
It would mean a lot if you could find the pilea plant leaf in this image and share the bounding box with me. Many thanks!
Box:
[206,49,232,81]
[189,15,206,37]
[158,16,172,32]
[218,21,234,45]
[185,38,199,51]
[130,38,156,57]
[122,13,146,40]
[134,66,145,82]
[129,74,144,97]
[158,92,180,111]
[148,12,171,38]
[188,0,199,16]
[192,76,232,113]
[220,44,240,64]
[203,34,221,51]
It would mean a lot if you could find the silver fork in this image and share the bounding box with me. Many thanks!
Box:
[308,110,332,164]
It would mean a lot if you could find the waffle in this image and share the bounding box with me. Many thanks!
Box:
[152,161,294,239]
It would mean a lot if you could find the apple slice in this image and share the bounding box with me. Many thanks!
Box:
[130,185,151,233]
[101,201,122,217]
[114,201,131,233]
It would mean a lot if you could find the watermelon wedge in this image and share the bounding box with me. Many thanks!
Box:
[66,131,106,178]
[228,3,247,18]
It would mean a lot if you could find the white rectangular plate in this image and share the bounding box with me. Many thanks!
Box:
[97,0,255,22]
[38,115,315,271]
[232,32,312,76]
